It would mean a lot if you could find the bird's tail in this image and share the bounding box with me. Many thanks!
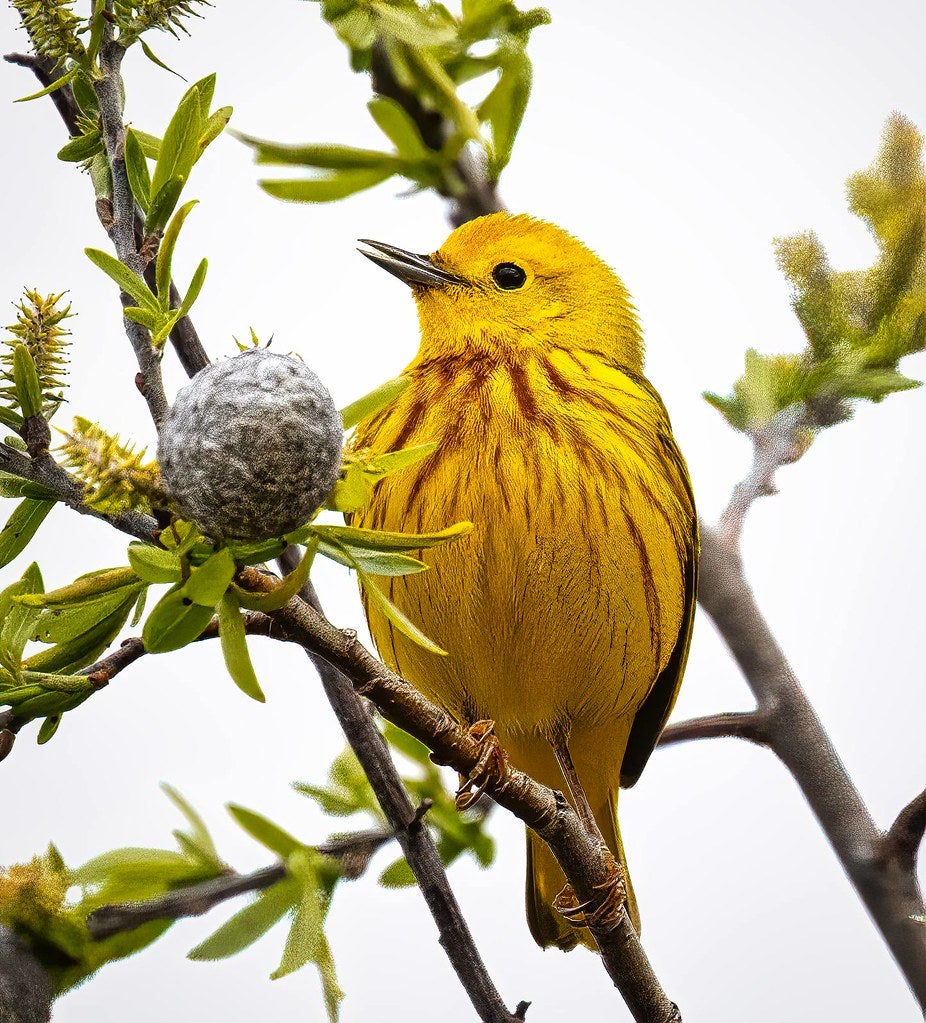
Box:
[525,787,639,950]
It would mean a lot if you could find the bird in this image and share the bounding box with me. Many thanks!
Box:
[352,213,698,950]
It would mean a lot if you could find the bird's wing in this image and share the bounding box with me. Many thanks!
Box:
[620,404,699,789]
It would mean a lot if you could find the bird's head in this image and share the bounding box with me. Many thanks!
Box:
[359,213,643,371]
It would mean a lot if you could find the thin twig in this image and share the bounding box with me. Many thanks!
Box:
[882,789,926,873]
[93,19,169,428]
[716,405,807,547]
[86,825,396,940]
[657,711,770,748]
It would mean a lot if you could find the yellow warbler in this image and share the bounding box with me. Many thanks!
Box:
[353,213,697,950]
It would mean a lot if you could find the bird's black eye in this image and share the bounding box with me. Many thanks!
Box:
[492,263,527,290]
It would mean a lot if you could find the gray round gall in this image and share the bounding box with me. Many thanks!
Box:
[157,348,343,541]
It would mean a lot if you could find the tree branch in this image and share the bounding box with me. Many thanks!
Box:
[0,925,51,1023]
[715,405,807,547]
[86,824,398,941]
[657,711,770,748]
[882,789,926,874]
[248,581,680,1023]
[93,24,169,428]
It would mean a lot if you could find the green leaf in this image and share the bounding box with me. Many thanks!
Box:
[85,248,159,311]
[478,50,532,176]
[178,258,208,318]
[36,714,61,744]
[0,499,54,569]
[200,106,233,150]
[15,65,78,104]
[367,97,431,160]
[128,543,182,584]
[123,306,162,331]
[0,562,43,669]
[162,783,219,863]
[271,862,325,980]
[140,39,184,78]
[230,540,316,612]
[182,548,236,607]
[150,87,203,205]
[260,167,395,203]
[30,587,138,645]
[156,200,198,309]
[146,176,185,236]
[188,880,299,960]
[341,375,409,429]
[125,129,152,213]
[71,73,99,116]
[311,520,472,553]
[378,856,415,888]
[57,130,103,163]
[316,539,427,577]
[24,599,135,673]
[142,584,214,653]
[381,721,432,766]
[13,345,43,419]
[73,846,197,886]
[227,804,302,858]
[132,130,162,161]
[0,472,56,501]
[292,784,360,818]
[236,132,400,171]
[359,571,446,655]
[18,567,139,607]
[217,594,265,702]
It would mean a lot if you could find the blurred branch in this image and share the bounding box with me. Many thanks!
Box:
[882,789,926,874]
[86,824,400,941]
[0,925,51,1023]
[715,406,807,546]
[369,42,505,228]
[657,710,770,748]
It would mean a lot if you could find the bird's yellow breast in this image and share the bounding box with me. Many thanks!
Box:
[351,343,693,746]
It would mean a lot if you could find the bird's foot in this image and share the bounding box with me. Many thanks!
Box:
[553,849,627,933]
[454,719,508,811]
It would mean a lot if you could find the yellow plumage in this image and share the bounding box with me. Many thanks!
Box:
[352,213,698,950]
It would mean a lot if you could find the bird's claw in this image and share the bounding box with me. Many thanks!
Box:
[552,850,627,933]
[455,719,508,811]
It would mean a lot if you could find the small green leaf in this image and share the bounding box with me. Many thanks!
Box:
[312,520,472,553]
[236,132,399,171]
[123,307,162,331]
[13,345,43,419]
[0,499,54,569]
[24,600,135,673]
[367,97,432,160]
[146,176,185,236]
[15,65,78,104]
[162,782,219,863]
[341,376,409,429]
[478,50,532,177]
[125,129,152,213]
[132,130,162,161]
[292,784,360,818]
[57,130,103,163]
[30,587,138,645]
[155,200,198,309]
[227,804,302,857]
[36,714,61,744]
[128,542,182,584]
[18,567,138,607]
[0,472,56,501]
[142,585,214,654]
[271,865,324,980]
[182,548,236,607]
[178,258,208,317]
[200,105,233,150]
[378,856,415,888]
[260,167,394,203]
[150,87,202,204]
[85,248,159,311]
[317,540,427,577]
[230,540,316,612]
[188,879,299,960]
[0,562,43,669]
[359,571,446,655]
[381,721,432,766]
[217,594,265,702]
[140,39,184,78]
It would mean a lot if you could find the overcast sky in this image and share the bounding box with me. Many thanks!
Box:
[2,1,925,1021]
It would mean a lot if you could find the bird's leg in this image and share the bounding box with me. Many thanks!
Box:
[454,719,509,811]
[550,735,607,846]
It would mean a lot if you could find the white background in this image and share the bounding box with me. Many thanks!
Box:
[2,1,925,1020]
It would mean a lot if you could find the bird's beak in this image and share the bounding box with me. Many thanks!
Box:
[358,239,467,288]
